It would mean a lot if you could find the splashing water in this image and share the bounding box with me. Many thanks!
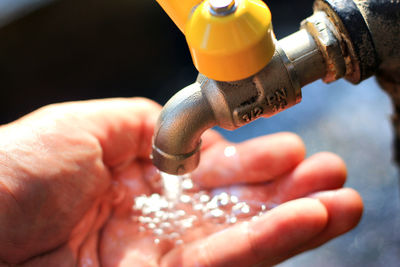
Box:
[132,171,273,245]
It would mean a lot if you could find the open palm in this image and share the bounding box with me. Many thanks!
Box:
[0,98,362,267]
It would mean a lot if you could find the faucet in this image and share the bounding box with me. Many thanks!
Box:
[152,0,400,175]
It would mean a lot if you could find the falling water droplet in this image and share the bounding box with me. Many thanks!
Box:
[132,171,271,245]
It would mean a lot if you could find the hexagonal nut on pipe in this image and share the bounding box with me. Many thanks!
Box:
[301,11,346,83]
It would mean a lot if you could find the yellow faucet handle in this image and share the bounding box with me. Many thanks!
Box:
[185,0,275,81]
[156,0,202,32]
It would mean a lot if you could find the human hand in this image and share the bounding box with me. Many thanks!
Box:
[0,98,362,267]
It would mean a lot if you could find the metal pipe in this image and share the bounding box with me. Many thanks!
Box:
[152,83,216,175]
[152,29,327,175]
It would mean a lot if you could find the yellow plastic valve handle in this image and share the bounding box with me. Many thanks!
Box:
[185,0,275,81]
[156,0,202,32]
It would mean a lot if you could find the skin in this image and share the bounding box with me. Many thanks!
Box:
[0,98,363,267]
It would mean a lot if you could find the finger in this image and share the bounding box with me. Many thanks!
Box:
[209,152,347,206]
[252,189,362,266]
[161,198,328,267]
[29,98,162,167]
[295,188,363,253]
[79,98,161,166]
[192,132,306,188]
[200,129,225,151]
[271,152,347,203]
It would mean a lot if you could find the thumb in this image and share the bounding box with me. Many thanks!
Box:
[25,97,162,167]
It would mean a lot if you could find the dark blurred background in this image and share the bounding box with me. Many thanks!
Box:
[0,0,314,123]
[0,0,399,266]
